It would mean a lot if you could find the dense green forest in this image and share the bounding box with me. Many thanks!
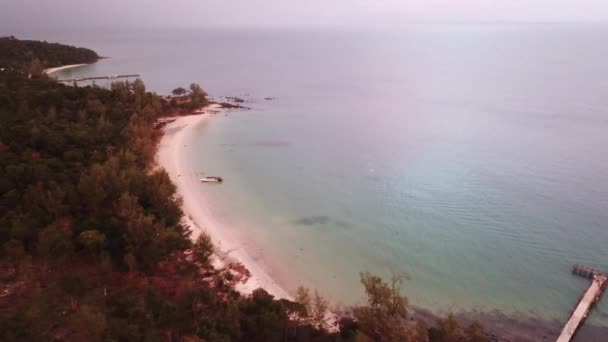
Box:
[0,37,489,342]
[0,36,99,70]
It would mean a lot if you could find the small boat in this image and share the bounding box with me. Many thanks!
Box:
[200,176,223,183]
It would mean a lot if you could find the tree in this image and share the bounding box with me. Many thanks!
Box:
[133,79,146,111]
[28,58,44,77]
[412,320,429,342]
[193,232,213,264]
[115,192,165,269]
[338,317,360,340]
[145,170,182,226]
[58,272,86,310]
[353,272,410,341]
[74,304,107,338]
[464,321,487,342]
[99,252,113,296]
[295,286,312,317]
[388,272,409,317]
[78,230,105,260]
[37,222,74,265]
[124,253,137,273]
[3,239,25,266]
[2,239,30,277]
[311,290,329,329]
[189,83,208,109]
[239,288,287,342]
[437,313,464,342]
[359,271,409,317]
[172,87,187,96]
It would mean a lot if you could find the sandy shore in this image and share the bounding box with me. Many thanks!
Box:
[156,104,293,300]
[44,63,88,75]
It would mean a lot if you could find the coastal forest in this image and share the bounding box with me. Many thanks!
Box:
[0,37,489,342]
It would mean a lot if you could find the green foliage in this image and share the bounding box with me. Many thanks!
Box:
[239,288,288,342]
[3,238,25,264]
[464,321,488,342]
[58,272,86,309]
[413,320,429,342]
[0,311,41,341]
[359,271,409,318]
[431,315,489,342]
[295,286,328,329]
[352,272,409,341]
[75,304,107,338]
[189,83,208,109]
[193,232,214,264]
[296,286,312,317]
[312,290,329,329]
[0,36,99,69]
[436,313,463,342]
[172,87,187,96]
[36,222,74,263]
[78,229,105,259]
[28,58,44,77]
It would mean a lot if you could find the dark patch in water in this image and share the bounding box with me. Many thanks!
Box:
[333,219,351,229]
[292,216,331,226]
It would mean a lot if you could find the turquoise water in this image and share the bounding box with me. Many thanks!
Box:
[34,25,608,325]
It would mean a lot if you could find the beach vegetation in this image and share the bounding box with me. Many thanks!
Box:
[0,36,99,70]
[78,229,106,259]
[193,231,214,264]
[464,321,487,342]
[189,82,208,109]
[295,286,329,329]
[352,272,410,341]
[296,285,312,316]
[312,290,329,328]
[28,58,44,77]
[172,86,188,96]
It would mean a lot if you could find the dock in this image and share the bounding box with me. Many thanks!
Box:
[556,265,607,342]
[57,74,140,83]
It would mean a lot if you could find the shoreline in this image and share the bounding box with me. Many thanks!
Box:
[44,63,88,75]
[155,104,293,300]
[48,61,603,338]
[153,105,608,340]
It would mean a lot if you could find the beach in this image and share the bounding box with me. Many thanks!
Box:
[44,63,88,75]
[155,104,293,300]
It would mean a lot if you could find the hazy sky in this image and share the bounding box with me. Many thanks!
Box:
[2,0,608,30]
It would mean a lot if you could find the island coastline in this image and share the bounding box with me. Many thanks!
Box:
[155,104,293,301]
[40,61,605,341]
[44,63,89,75]
[153,105,608,341]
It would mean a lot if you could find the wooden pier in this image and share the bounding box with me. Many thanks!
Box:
[556,265,607,342]
[57,74,140,83]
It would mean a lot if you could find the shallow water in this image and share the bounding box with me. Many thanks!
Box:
[28,24,608,325]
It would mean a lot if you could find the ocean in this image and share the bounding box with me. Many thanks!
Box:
[21,24,608,327]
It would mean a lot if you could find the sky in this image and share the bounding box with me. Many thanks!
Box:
[1,0,608,30]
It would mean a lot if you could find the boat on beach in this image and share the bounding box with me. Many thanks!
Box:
[200,176,223,183]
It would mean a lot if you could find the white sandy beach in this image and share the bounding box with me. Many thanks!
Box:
[44,63,88,75]
[156,104,293,300]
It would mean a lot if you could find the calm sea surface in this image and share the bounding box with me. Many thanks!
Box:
[19,25,608,325]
